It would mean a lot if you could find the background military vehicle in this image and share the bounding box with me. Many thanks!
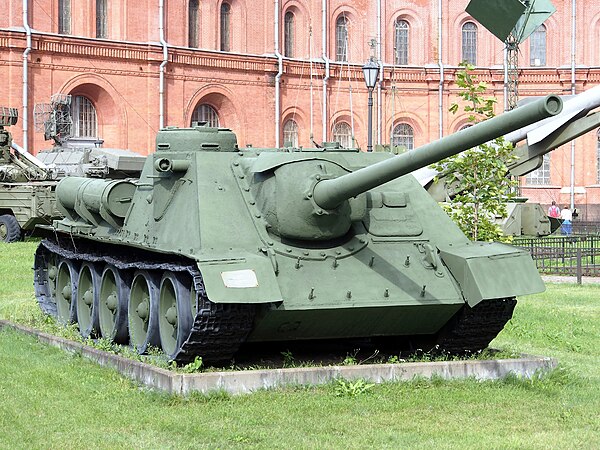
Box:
[0,95,145,243]
[0,107,58,242]
[33,95,561,365]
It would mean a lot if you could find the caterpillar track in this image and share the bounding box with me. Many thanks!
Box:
[34,238,255,365]
[34,236,516,365]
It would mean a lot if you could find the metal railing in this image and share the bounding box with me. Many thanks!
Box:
[513,235,600,279]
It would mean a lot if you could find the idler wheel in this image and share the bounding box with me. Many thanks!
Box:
[76,263,101,338]
[158,271,194,360]
[34,245,58,317]
[128,270,160,354]
[98,265,130,344]
[55,259,79,325]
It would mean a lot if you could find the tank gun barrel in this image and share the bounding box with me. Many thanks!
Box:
[312,95,562,210]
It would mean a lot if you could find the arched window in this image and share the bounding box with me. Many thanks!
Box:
[189,0,199,48]
[96,0,107,38]
[530,25,547,66]
[526,154,550,185]
[283,120,299,147]
[462,22,477,65]
[58,0,71,34]
[220,2,231,52]
[332,122,352,148]
[72,96,98,138]
[191,104,219,127]
[284,11,295,57]
[394,19,409,65]
[391,123,414,151]
[335,15,349,62]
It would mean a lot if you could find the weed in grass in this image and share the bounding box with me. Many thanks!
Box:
[179,356,204,373]
[342,348,359,365]
[334,378,375,397]
[281,349,294,368]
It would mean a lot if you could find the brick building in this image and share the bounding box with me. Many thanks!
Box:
[1,1,600,217]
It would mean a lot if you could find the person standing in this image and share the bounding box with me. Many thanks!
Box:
[548,201,560,218]
[560,205,573,235]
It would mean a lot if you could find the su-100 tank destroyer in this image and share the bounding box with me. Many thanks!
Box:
[34,95,562,365]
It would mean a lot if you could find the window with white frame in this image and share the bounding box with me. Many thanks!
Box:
[191,104,220,127]
[72,96,98,138]
[333,122,352,148]
[530,25,547,66]
[462,22,477,65]
[392,123,414,151]
[526,153,550,185]
[283,120,299,147]
[336,15,349,62]
[394,19,409,65]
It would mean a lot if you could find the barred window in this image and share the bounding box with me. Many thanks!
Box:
[394,19,409,65]
[335,15,349,62]
[526,153,550,185]
[333,122,352,149]
[530,25,547,66]
[191,104,219,127]
[283,120,299,147]
[189,0,199,48]
[96,0,107,38]
[462,22,477,65]
[284,11,295,57]
[392,123,414,151]
[72,96,98,138]
[220,3,231,52]
[58,0,71,35]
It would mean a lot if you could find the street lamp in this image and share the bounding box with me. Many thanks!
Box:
[362,59,380,152]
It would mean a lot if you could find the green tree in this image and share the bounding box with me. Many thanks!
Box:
[432,63,517,242]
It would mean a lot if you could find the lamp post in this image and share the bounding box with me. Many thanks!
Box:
[362,59,380,152]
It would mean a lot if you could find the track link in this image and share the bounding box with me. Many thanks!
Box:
[435,297,517,354]
[35,239,255,365]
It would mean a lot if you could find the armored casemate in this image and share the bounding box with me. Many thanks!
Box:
[34,95,561,364]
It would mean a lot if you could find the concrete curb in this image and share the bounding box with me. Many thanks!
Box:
[0,320,558,395]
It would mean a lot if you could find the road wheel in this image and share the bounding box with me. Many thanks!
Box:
[129,270,160,354]
[77,263,101,338]
[98,265,130,344]
[0,214,21,243]
[158,271,194,360]
[56,259,79,324]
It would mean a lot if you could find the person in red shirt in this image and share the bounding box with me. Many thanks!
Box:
[548,201,560,218]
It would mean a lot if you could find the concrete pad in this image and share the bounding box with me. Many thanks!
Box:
[0,320,557,395]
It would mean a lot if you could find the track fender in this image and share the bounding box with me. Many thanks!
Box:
[197,253,282,304]
[438,241,545,307]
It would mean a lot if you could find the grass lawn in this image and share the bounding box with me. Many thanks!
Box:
[1,240,599,448]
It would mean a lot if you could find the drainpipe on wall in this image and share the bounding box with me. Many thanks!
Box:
[438,0,444,139]
[322,0,330,143]
[158,0,168,129]
[274,0,283,147]
[22,0,32,152]
[570,0,576,210]
[376,0,382,146]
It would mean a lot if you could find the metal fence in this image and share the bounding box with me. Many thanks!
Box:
[513,235,600,278]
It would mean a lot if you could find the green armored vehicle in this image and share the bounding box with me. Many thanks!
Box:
[0,97,145,243]
[34,95,561,364]
[0,107,59,242]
